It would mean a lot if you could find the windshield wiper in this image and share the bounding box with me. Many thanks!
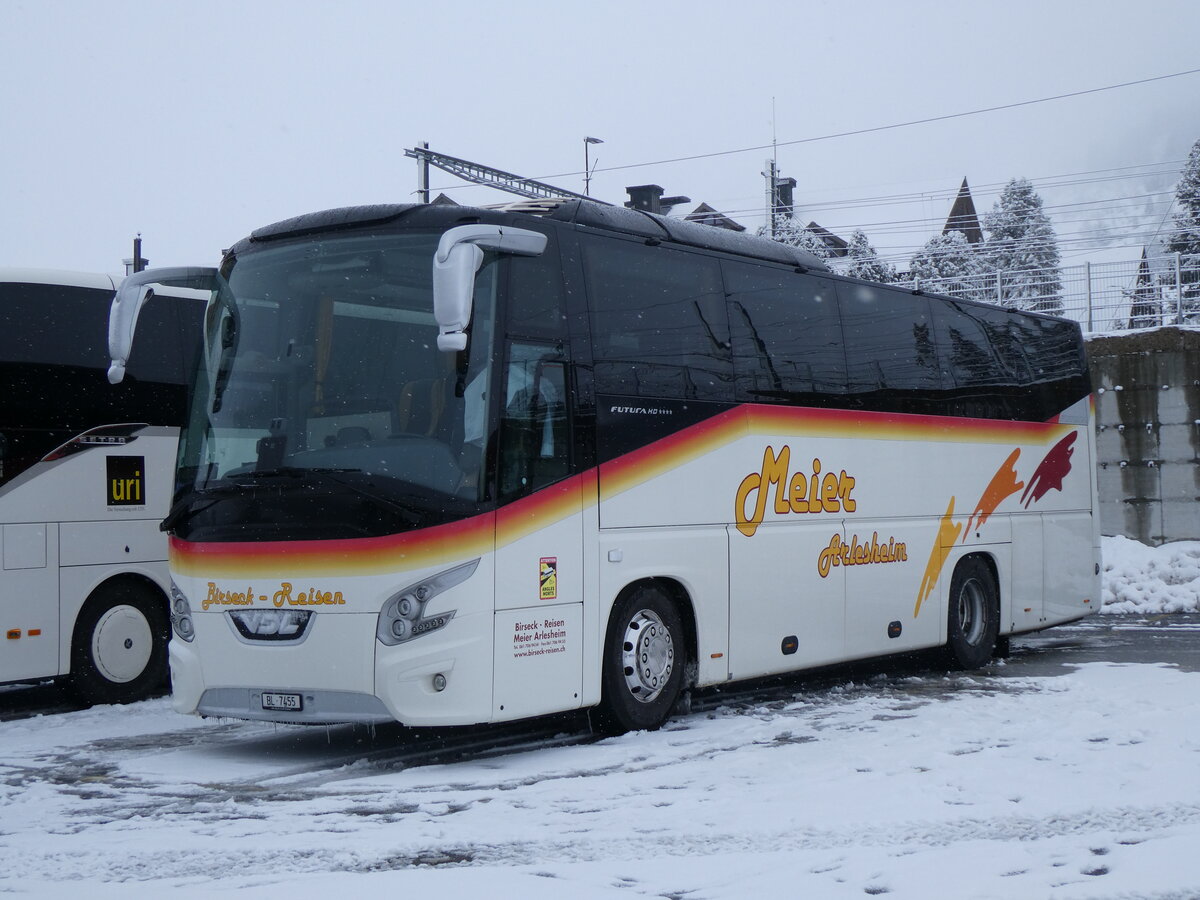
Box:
[160,482,244,533]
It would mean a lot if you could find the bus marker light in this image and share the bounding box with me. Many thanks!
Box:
[710,653,723,659]
[780,636,798,655]
[6,629,19,640]
[28,629,41,637]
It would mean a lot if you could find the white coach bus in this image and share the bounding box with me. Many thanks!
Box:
[109,201,1100,732]
[0,269,199,703]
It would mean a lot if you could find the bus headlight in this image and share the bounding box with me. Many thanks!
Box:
[376,558,480,646]
[170,582,195,643]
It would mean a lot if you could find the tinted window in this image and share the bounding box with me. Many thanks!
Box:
[725,262,846,403]
[497,341,569,501]
[582,236,731,401]
[967,303,1035,385]
[1016,316,1087,387]
[0,283,109,368]
[0,282,193,384]
[932,300,1008,388]
[0,282,199,487]
[838,282,947,398]
[506,231,567,339]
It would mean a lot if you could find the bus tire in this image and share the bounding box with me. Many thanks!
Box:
[596,584,686,734]
[67,581,169,706]
[944,557,999,670]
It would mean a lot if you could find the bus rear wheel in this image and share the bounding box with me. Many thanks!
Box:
[944,557,999,670]
[596,585,686,734]
[68,582,169,705]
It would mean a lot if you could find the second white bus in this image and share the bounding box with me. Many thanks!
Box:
[0,269,199,704]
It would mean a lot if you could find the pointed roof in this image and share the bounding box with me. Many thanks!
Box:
[1135,246,1153,286]
[805,221,849,257]
[943,177,983,244]
[665,200,746,232]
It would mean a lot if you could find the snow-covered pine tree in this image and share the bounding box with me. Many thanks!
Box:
[843,229,896,283]
[908,231,984,301]
[982,178,1064,314]
[1166,137,1200,317]
[758,214,833,260]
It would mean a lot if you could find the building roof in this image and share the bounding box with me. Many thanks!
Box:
[805,222,849,258]
[943,177,984,244]
[664,200,746,232]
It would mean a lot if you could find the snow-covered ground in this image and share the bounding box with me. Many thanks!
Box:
[0,535,1197,899]
[1101,535,1200,614]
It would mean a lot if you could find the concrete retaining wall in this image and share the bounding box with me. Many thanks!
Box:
[1087,327,1200,544]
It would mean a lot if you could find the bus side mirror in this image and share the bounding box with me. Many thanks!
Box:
[108,267,218,383]
[433,225,548,352]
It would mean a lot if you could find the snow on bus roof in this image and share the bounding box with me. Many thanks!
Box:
[0,268,117,291]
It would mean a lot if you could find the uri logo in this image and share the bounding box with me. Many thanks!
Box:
[107,455,145,507]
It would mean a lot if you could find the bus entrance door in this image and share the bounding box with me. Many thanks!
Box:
[489,348,583,722]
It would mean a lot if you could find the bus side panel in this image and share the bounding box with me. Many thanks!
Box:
[492,602,583,721]
[727,520,845,680]
[1009,516,1045,632]
[0,524,59,681]
[59,519,167,567]
[842,518,944,660]
[1043,511,1098,623]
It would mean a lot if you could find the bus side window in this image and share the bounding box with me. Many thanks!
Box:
[581,236,731,402]
[838,282,948,413]
[498,342,569,502]
[724,261,847,405]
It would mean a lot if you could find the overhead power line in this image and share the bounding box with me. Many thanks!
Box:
[530,67,1200,181]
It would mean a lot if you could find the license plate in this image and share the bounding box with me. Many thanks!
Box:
[261,692,303,711]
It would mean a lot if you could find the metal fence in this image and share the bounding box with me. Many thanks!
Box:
[894,253,1200,334]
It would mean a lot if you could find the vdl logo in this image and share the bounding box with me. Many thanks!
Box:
[107,455,146,506]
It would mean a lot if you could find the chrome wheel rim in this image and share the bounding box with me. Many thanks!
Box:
[957,578,987,646]
[620,609,674,704]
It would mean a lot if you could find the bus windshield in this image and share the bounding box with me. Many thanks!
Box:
[173,231,499,540]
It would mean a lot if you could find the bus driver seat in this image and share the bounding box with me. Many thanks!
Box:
[394,378,448,437]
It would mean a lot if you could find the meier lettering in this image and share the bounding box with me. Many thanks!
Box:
[735,446,857,537]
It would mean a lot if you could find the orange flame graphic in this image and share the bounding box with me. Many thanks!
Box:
[915,497,962,617]
[964,448,1024,538]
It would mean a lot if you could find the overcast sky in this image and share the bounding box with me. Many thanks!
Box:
[3,0,1199,275]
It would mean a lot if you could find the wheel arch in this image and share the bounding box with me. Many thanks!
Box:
[607,576,699,689]
[65,572,172,704]
[70,572,169,654]
[58,562,171,675]
[944,551,1003,669]
[941,550,1002,639]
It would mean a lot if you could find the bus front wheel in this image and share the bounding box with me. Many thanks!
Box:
[68,582,169,705]
[945,557,999,670]
[597,584,686,734]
